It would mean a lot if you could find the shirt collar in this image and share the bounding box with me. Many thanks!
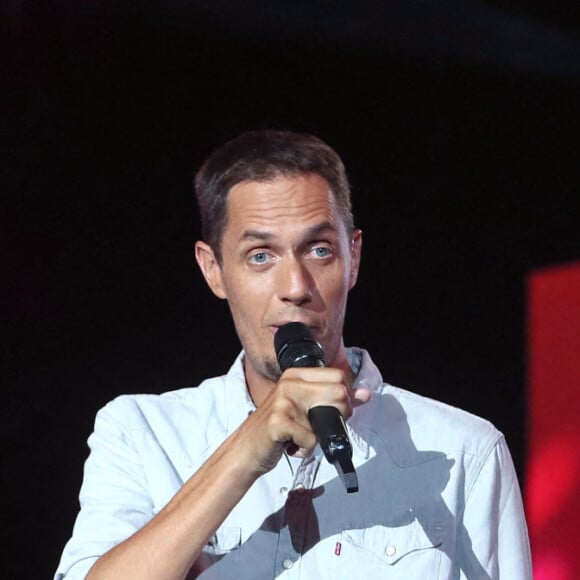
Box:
[345,347,383,460]
[222,352,256,430]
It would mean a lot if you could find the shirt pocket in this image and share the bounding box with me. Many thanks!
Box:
[333,520,444,578]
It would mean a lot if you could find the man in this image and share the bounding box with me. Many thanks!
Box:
[56,130,532,579]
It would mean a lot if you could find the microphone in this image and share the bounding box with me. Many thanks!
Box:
[274,322,358,493]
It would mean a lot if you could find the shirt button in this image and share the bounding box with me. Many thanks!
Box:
[385,545,397,557]
[282,558,294,569]
[280,487,288,495]
[294,483,306,493]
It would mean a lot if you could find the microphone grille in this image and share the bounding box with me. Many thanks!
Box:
[275,322,326,372]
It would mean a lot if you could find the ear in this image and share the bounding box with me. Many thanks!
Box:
[348,229,363,289]
[195,241,228,299]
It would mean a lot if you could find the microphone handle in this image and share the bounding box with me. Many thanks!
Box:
[308,406,359,493]
[274,322,358,493]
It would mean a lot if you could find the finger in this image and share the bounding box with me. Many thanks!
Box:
[352,386,372,407]
[279,419,317,458]
[281,366,346,384]
[279,376,351,414]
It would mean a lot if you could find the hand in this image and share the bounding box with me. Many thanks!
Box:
[233,366,372,475]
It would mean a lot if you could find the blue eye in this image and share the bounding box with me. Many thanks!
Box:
[313,246,331,258]
[250,252,269,264]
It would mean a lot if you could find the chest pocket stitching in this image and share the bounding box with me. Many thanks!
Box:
[341,520,444,566]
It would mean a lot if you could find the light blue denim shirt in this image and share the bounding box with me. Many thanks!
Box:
[55,348,531,579]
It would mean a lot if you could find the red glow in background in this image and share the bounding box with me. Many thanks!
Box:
[527,262,580,579]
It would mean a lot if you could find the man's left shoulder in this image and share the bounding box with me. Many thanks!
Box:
[377,383,504,459]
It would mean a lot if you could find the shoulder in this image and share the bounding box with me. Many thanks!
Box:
[377,383,503,461]
[350,347,503,461]
[89,353,251,452]
[95,374,229,433]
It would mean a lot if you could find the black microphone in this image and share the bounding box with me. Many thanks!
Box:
[274,322,358,493]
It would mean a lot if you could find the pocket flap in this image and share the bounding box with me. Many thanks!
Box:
[342,520,443,565]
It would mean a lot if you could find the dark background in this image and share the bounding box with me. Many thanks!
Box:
[2,2,579,577]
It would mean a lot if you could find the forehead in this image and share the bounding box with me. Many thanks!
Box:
[224,174,343,238]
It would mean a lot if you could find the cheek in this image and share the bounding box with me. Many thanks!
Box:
[226,285,267,331]
[322,269,351,300]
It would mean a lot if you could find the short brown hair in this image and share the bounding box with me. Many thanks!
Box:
[194,130,354,261]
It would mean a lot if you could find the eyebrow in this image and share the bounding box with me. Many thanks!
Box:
[239,221,338,243]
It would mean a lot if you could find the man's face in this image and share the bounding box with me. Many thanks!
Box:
[196,173,362,387]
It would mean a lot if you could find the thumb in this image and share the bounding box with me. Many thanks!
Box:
[352,386,372,408]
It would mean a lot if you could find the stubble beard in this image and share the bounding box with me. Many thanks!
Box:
[263,356,282,383]
[244,348,282,385]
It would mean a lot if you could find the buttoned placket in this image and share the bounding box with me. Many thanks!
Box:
[230,349,380,577]
[274,452,321,577]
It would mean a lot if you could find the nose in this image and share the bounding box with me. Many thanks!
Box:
[276,255,313,306]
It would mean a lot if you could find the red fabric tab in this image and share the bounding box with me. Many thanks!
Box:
[334,541,342,556]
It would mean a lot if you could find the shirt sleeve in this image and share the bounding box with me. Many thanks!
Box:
[54,398,154,579]
[459,435,533,579]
